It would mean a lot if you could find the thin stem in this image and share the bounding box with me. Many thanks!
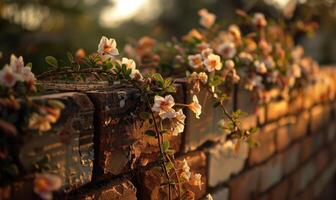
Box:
[144,93,172,200]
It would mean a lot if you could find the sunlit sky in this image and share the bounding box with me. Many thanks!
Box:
[99,0,162,28]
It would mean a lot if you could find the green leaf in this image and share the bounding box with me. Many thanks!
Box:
[249,127,259,134]
[67,52,74,63]
[45,56,58,68]
[165,85,176,93]
[145,130,156,137]
[162,140,170,152]
[163,77,173,88]
[152,73,164,86]
[26,62,33,68]
[165,162,174,172]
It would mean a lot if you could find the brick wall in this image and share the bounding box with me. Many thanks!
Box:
[1,67,336,200]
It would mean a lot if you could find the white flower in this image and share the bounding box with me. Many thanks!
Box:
[225,60,235,70]
[181,159,191,181]
[254,60,267,74]
[204,54,222,72]
[252,13,267,28]
[228,24,241,42]
[21,66,36,84]
[121,57,142,79]
[217,42,236,59]
[263,56,275,69]
[188,54,203,69]
[238,52,253,64]
[201,48,213,59]
[190,173,202,190]
[10,54,24,74]
[198,9,216,28]
[0,65,17,88]
[198,72,208,84]
[188,95,202,119]
[34,173,62,200]
[171,109,186,136]
[97,36,119,60]
[152,95,176,119]
[206,194,214,200]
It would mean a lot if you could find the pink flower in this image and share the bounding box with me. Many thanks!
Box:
[217,42,236,59]
[97,36,119,60]
[10,54,24,74]
[34,173,62,200]
[198,9,216,28]
[170,109,186,136]
[0,65,17,88]
[152,95,176,119]
[201,48,213,59]
[188,95,202,119]
[254,60,267,74]
[252,13,267,28]
[188,54,203,69]
[204,54,222,72]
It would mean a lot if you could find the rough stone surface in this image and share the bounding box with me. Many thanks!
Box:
[20,92,94,190]
[258,154,283,192]
[210,187,229,200]
[74,179,137,200]
[228,167,260,200]
[249,123,276,166]
[208,140,248,187]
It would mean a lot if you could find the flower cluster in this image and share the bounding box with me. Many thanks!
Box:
[0,55,64,199]
[34,8,322,200]
[0,54,36,92]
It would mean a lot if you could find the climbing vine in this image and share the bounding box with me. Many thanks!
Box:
[0,8,320,200]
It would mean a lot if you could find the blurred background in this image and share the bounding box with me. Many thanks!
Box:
[1,0,336,73]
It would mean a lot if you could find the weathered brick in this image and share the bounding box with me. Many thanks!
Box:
[313,160,336,198]
[298,161,316,192]
[275,123,291,151]
[314,149,330,174]
[258,154,283,192]
[283,143,300,175]
[210,187,229,200]
[289,111,308,141]
[140,151,207,200]
[228,168,260,200]
[300,136,313,162]
[236,86,265,126]
[184,86,233,151]
[327,121,336,144]
[208,140,248,187]
[266,100,288,122]
[269,180,289,200]
[288,91,304,115]
[310,105,331,134]
[87,86,183,178]
[20,92,94,190]
[248,123,276,166]
[73,179,137,200]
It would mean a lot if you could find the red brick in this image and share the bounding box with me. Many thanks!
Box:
[184,85,233,151]
[248,123,276,166]
[208,141,248,187]
[140,151,207,200]
[258,154,283,192]
[289,111,308,141]
[228,167,260,200]
[310,105,331,134]
[300,136,313,162]
[266,100,288,122]
[87,87,183,178]
[275,124,290,151]
[73,179,137,200]
[315,149,330,174]
[269,180,289,200]
[283,143,300,175]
